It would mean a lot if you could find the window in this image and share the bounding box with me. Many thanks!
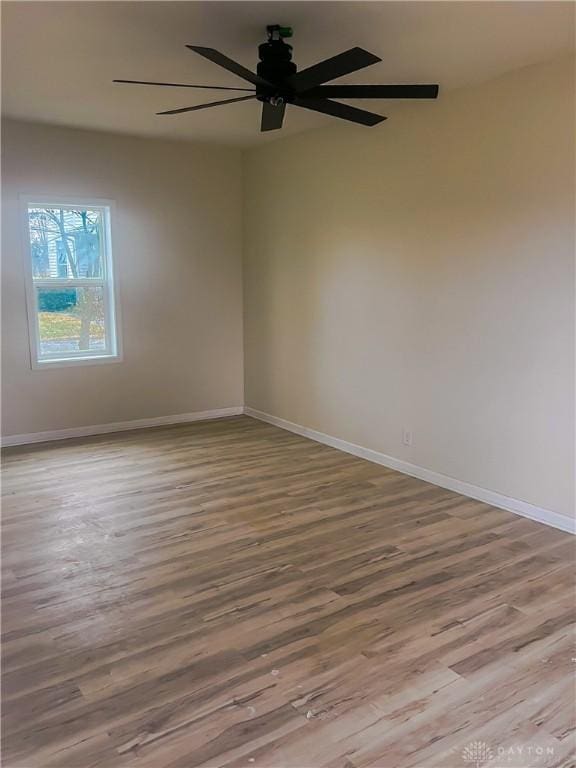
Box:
[22,198,120,368]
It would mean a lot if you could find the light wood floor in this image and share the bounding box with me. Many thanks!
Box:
[2,416,574,768]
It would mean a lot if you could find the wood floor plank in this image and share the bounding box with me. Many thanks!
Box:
[2,415,574,767]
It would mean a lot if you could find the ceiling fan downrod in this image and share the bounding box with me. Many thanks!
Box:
[257,24,297,105]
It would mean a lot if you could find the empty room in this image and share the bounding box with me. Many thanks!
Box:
[1,1,575,766]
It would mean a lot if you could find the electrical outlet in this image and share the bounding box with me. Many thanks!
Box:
[402,428,413,447]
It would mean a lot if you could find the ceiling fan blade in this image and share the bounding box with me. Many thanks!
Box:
[303,84,440,99]
[113,79,255,92]
[157,94,256,115]
[186,46,271,88]
[288,47,381,93]
[261,101,286,132]
[293,96,386,126]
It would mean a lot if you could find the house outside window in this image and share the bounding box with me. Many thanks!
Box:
[22,198,121,368]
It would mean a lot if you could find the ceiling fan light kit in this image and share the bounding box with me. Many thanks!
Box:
[114,25,440,133]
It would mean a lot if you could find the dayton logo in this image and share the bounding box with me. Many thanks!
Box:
[461,741,494,768]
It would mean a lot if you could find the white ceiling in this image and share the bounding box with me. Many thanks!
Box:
[2,1,574,148]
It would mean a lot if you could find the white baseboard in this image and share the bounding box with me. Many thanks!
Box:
[1,407,244,448]
[245,407,575,535]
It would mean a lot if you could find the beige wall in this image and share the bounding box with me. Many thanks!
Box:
[2,120,243,435]
[243,56,575,520]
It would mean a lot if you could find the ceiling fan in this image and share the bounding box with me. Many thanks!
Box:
[114,25,439,132]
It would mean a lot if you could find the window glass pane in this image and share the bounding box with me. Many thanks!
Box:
[28,207,104,279]
[36,287,107,357]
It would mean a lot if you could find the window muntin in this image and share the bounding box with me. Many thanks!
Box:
[23,200,119,367]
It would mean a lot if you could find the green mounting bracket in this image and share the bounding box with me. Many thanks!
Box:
[266,25,293,41]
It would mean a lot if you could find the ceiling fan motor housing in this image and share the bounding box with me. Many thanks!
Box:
[256,38,296,104]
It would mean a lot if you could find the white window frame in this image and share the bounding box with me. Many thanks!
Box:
[20,195,122,369]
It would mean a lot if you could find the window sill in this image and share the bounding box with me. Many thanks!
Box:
[32,354,122,370]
